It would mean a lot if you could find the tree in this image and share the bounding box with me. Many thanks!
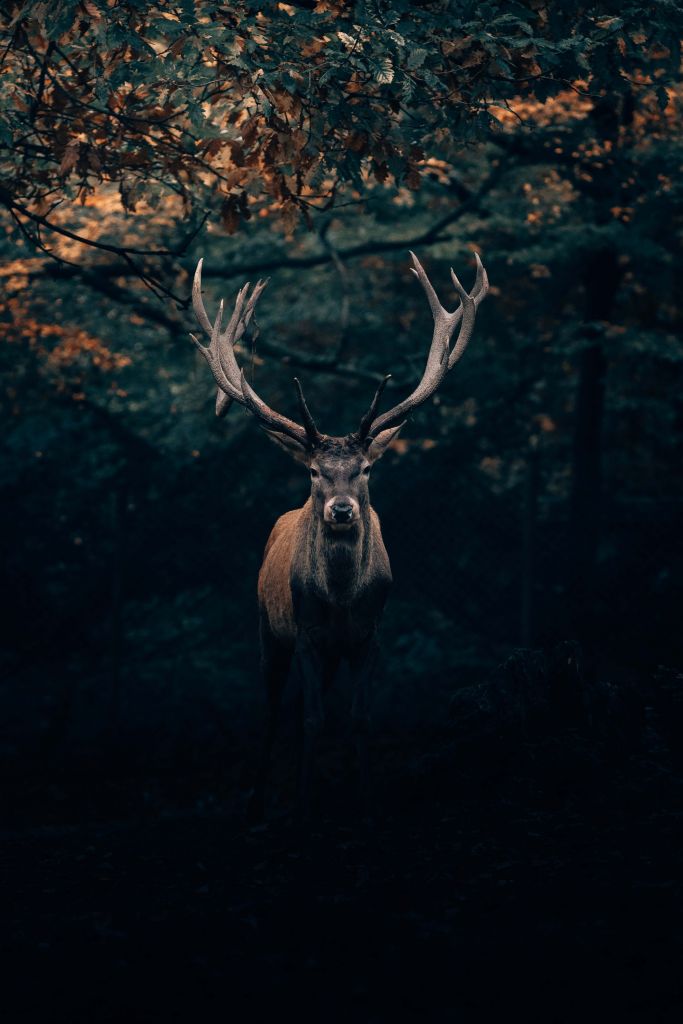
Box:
[2,0,680,300]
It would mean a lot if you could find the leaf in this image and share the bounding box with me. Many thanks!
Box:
[58,141,79,177]
[337,31,357,51]
[421,69,445,91]
[401,75,415,103]
[220,197,241,234]
[406,48,427,70]
[375,58,394,84]
[595,16,624,31]
[460,48,487,69]
[318,64,338,86]
[442,37,471,57]
[301,37,326,57]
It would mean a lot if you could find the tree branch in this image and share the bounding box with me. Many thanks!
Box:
[13,263,391,386]
[7,161,508,389]
[0,189,179,257]
[202,161,507,281]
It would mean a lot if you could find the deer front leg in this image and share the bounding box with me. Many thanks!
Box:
[294,632,325,824]
[349,632,379,822]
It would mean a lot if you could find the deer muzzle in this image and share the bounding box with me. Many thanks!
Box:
[325,498,359,530]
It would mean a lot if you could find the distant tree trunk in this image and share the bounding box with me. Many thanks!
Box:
[109,480,127,725]
[521,436,540,646]
[568,86,634,664]
[569,248,620,663]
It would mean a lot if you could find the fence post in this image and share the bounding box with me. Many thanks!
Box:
[521,435,540,647]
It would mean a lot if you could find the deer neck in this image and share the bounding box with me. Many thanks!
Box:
[305,499,374,605]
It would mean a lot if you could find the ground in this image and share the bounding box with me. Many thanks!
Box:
[4,700,683,1023]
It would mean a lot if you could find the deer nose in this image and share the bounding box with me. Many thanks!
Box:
[331,502,354,523]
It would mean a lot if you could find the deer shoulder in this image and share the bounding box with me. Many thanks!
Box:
[257,505,307,645]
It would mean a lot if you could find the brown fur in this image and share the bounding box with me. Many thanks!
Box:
[257,505,303,644]
[257,496,390,649]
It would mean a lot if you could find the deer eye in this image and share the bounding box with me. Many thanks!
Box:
[310,467,319,478]
[362,465,371,476]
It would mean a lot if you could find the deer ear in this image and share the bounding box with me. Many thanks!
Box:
[365,422,405,462]
[261,427,312,465]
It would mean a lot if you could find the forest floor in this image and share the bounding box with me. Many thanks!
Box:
[4,711,683,1024]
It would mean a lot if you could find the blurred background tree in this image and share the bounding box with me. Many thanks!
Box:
[1,1,682,784]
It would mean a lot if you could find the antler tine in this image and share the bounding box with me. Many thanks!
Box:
[189,296,243,403]
[446,266,477,369]
[293,377,321,446]
[408,251,488,372]
[232,279,269,345]
[357,374,391,440]
[190,259,311,444]
[216,390,233,418]
[190,259,244,409]
[448,252,489,370]
[222,280,250,345]
[240,370,311,445]
[409,251,443,316]
[214,279,271,418]
[214,279,270,418]
[192,258,213,338]
[214,280,250,392]
[364,251,487,438]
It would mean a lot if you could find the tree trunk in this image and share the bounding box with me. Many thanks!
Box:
[521,436,540,646]
[569,248,620,663]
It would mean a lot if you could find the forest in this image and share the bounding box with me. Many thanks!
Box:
[2,1,683,1020]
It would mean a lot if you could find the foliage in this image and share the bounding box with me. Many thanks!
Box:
[1,0,681,277]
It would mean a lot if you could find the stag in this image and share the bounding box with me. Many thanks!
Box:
[189,251,489,820]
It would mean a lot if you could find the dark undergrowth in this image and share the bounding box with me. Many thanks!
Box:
[4,653,683,1023]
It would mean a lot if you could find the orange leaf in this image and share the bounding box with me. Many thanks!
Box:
[301,37,326,57]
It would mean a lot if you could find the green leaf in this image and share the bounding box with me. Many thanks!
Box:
[401,75,415,102]
[406,48,427,70]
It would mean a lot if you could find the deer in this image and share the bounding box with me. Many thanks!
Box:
[189,250,489,822]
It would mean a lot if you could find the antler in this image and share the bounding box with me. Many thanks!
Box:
[357,251,489,439]
[190,259,319,447]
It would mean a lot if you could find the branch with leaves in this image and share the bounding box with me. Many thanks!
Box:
[3,0,677,282]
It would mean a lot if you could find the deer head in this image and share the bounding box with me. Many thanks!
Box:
[190,252,488,529]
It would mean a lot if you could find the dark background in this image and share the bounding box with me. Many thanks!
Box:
[2,2,683,1021]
